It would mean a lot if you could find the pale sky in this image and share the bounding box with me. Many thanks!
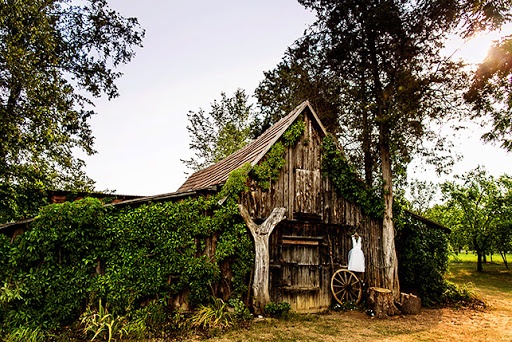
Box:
[81,1,511,196]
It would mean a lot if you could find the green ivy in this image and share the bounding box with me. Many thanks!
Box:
[220,163,251,198]
[0,190,254,334]
[251,119,306,191]
[321,135,384,218]
[282,119,305,147]
[322,135,451,306]
[394,204,450,307]
[251,142,286,190]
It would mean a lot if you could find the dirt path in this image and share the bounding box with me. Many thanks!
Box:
[200,263,512,342]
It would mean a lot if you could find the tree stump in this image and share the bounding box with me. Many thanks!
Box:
[400,293,421,315]
[368,287,401,318]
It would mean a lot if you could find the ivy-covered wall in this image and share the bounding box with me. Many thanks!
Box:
[0,193,253,331]
[321,135,450,306]
[395,209,450,306]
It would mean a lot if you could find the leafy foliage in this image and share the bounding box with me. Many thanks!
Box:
[282,119,306,147]
[395,207,450,307]
[254,60,341,137]
[263,301,291,318]
[0,191,254,335]
[321,135,384,218]
[0,0,144,223]
[251,142,286,190]
[251,120,306,190]
[182,89,254,172]
[466,35,512,151]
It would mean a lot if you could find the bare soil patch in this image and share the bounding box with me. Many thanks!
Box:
[192,262,512,342]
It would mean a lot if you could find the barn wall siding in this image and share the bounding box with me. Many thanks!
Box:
[240,112,384,313]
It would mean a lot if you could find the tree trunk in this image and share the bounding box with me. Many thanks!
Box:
[380,129,400,300]
[499,251,509,270]
[477,250,484,272]
[238,204,286,314]
[367,27,400,300]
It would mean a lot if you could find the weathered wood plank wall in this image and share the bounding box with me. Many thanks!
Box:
[240,109,384,312]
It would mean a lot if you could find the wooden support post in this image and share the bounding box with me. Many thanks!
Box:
[239,204,286,314]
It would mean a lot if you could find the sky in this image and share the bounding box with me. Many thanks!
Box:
[81,1,511,196]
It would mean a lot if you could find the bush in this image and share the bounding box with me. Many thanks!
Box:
[0,192,254,334]
[395,208,450,306]
[264,302,291,318]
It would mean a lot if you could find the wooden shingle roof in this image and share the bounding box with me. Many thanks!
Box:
[177,101,327,193]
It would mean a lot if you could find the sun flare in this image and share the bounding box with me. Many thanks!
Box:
[448,24,512,64]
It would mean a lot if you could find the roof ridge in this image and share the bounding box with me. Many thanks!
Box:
[176,101,315,193]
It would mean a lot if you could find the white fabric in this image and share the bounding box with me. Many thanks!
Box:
[348,236,365,272]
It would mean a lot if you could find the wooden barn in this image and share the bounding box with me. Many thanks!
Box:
[177,101,387,313]
[0,100,447,316]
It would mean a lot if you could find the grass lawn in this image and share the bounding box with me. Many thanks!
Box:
[191,259,512,342]
[449,251,511,265]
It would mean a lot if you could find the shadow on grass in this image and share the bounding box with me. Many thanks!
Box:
[447,261,512,299]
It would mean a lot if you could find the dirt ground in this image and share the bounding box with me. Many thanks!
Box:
[197,264,512,342]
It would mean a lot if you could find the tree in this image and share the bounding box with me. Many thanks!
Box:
[182,89,254,172]
[440,167,510,272]
[466,35,512,151]
[254,53,342,137]
[254,0,512,300]
[289,0,468,298]
[0,0,144,223]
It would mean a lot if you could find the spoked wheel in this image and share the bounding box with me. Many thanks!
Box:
[330,269,362,305]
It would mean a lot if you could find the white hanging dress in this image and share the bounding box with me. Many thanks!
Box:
[348,236,365,272]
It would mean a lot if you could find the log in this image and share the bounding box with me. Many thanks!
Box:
[239,204,286,314]
[367,287,401,318]
[400,292,421,315]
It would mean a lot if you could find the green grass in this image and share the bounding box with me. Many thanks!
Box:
[447,253,512,299]
[449,251,512,264]
[187,258,512,342]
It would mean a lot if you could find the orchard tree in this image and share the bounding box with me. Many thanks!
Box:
[0,0,144,223]
[182,89,254,172]
[440,167,511,272]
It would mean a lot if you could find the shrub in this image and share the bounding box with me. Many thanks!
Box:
[228,298,252,320]
[190,297,235,330]
[395,207,450,306]
[264,302,291,318]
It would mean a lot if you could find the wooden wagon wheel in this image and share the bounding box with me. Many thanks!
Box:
[330,269,362,305]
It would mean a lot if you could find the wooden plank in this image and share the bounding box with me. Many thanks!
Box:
[282,239,319,246]
[281,235,323,241]
[281,286,320,292]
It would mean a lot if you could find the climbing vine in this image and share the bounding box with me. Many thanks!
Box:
[0,188,254,333]
[252,120,306,190]
[0,118,319,335]
[322,134,451,305]
[321,135,384,218]
[282,118,305,146]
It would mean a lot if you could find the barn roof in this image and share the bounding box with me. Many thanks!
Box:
[176,100,327,193]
